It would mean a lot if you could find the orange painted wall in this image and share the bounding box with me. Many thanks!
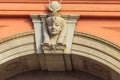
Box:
[0,0,120,46]
[76,19,120,45]
[0,17,33,39]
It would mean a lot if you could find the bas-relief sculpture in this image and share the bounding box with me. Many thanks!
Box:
[85,60,109,80]
[41,1,66,53]
[31,1,79,53]
[42,16,66,53]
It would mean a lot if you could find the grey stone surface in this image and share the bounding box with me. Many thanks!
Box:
[30,15,43,53]
[45,54,65,71]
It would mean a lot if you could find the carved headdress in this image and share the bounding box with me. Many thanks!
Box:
[42,1,66,52]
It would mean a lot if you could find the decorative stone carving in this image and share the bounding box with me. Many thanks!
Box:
[48,1,61,14]
[85,60,109,80]
[41,16,66,53]
[30,1,80,53]
[41,1,66,53]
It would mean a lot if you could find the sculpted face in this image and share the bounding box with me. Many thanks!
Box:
[46,17,63,36]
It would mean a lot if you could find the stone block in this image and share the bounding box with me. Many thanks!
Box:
[45,54,65,71]
[1,58,23,79]
[21,54,40,72]
[64,54,72,71]
[85,59,109,80]
[38,54,47,70]
[71,54,84,71]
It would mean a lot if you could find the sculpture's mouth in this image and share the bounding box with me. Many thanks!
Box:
[52,29,57,33]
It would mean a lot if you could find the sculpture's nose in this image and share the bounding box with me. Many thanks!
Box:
[52,24,56,29]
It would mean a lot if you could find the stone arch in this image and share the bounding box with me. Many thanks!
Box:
[0,31,38,80]
[72,32,120,80]
[0,30,120,80]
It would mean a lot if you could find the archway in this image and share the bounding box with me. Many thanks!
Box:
[0,31,120,80]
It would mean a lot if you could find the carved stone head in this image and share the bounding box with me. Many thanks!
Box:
[46,16,65,37]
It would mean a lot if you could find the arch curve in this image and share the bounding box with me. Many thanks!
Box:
[73,32,120,72]
[0,31,120,80]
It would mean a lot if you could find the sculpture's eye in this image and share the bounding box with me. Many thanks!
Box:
[56,24,59,26]
[55,23,60,26]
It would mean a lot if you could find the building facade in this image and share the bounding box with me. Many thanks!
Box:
[0,0,120,80]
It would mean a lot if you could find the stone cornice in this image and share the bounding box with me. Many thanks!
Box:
[0,0,120,4]
[74,31,120,51]
[0,30,34,44]
[1,1,120,17]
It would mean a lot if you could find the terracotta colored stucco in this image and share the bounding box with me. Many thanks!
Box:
[1,0,120,46]
[75,19,120,45]
[0,18,33,39]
